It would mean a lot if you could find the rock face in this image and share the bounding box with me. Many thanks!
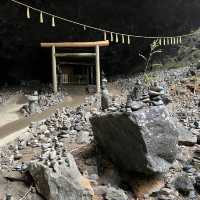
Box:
[91,106,179,175]
[28,153,94,200]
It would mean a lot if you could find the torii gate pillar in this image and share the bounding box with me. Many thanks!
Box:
[51,45,58,93]
[95,45,101,93]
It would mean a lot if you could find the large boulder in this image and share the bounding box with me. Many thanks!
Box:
[90,106,179,175]
[28,153,94,200]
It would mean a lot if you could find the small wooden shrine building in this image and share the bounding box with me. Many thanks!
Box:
[40,40,109,93]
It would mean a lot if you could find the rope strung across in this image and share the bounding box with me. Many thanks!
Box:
[9,0,197,45]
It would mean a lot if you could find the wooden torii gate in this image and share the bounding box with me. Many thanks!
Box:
[40,40,109,93]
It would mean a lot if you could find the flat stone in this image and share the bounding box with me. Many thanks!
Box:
[177,126,197,146]
[149,90,161,97]
[130,101,145,111]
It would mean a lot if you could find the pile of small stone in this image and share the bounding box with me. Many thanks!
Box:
[36,136,69,172]
[0,84,68,115]
[0,88,21,105]
[7,96,97,169]
[38,90,67,111]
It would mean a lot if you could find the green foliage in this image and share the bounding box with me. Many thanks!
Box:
[139,40,163,85]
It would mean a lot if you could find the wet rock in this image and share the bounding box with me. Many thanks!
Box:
[91,106,178,175]
[28,153,94,200]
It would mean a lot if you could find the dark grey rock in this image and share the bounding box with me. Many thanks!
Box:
[174,174,194,195]
[194,175,200,193]
[151,96,162,101]
[152,100,164,106]
[90,106,178,175]
[162,96,172,105]
[183,164,193,172]
[28,153,93,200]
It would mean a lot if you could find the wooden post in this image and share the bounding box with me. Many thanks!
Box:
[95,45,101,93]
[51,46,58,93]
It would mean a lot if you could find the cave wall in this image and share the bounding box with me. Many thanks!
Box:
[0,0,200,83]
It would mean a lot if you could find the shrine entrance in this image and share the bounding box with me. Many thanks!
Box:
[40,40,109,93]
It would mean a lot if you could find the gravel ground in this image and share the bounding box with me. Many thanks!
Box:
[0,67,200,199]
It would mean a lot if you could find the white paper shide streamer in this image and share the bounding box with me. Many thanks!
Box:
[26,7,30,19]
[122,35,125,44]
[158,38,162,46]
[128,36,130,45]
[10,0,190,46]
[110,32,114,42]
[104,32,107,41]
[115,34,119,43]
[40,11,44,23]
[52,16,55,27]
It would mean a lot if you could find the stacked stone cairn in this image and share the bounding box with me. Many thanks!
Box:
[101,76,111,111]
